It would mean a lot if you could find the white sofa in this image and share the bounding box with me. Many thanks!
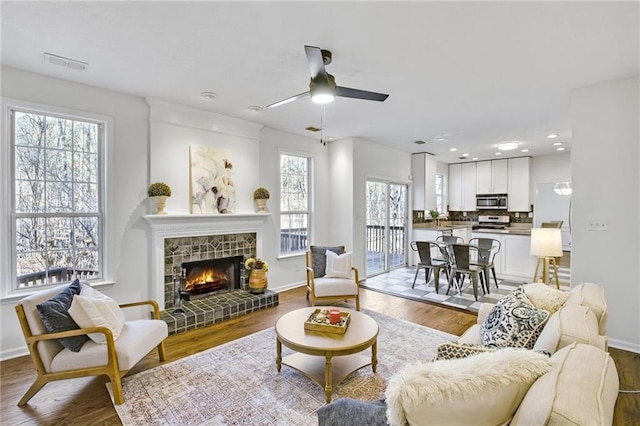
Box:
[318,282,620,426]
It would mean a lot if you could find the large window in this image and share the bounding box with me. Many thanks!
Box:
[280,153,310,255]
[11,108,104,289]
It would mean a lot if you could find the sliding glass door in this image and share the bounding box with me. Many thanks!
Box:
[365,180,408,276]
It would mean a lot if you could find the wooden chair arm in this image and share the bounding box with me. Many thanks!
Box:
[352,266,360,283]
[28,325,114,343]
[119,300,161,319]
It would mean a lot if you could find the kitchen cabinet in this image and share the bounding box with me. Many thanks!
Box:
[501,234,536,279]
[411,153,436,211]
[476,159,508,194]
[508,157,531,212]
[470,232,536,282]
[448,162,476,211]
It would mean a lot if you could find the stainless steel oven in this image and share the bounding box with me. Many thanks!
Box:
[476,194,508,210]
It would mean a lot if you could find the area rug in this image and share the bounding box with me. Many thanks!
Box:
[107,309,455,425]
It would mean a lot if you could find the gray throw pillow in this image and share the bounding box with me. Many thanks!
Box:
[36,279,89,352]
[317,398,387,426]
[310,245,345,278]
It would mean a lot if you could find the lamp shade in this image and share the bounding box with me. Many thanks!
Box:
[530,228,563,257]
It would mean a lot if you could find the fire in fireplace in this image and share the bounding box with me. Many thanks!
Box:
[180,255,243,300]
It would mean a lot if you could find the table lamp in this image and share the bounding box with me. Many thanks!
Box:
[530,228,563,288]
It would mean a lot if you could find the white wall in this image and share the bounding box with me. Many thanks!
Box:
[530,153,571,195]
[259,127,331,291]
[147,99,263,215]
[341,138,412,276]
[570,76,640,352]
[0,68,326,359]
[1,67,150,358]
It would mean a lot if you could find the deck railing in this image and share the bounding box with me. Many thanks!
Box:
[17,267,99,288]
[280,225,405,260]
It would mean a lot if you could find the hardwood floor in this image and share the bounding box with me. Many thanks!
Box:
[1,286,638,425]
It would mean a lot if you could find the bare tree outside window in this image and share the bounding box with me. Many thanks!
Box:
[12,110,103,289]
[280,153,310,254]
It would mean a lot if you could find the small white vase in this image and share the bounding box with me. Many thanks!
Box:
[256,198,268,213]
[151,196,168,215]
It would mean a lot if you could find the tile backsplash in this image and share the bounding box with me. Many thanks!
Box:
[413,209,533,224]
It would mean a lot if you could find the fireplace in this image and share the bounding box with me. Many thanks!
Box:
[179,255,242,300]
[145,214,277,334]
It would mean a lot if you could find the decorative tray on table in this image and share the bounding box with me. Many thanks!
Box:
[304,309,351,334]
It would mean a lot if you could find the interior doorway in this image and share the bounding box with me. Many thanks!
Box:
[365,180,408,277]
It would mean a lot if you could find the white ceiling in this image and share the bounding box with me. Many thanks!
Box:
[2,1,638,163]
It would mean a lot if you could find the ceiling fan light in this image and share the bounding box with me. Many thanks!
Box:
[311,92,335,104]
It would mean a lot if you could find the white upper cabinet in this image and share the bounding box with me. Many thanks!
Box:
[476,159,508,194]
[449,162,477,211]
[508,157,531,211]
[411,153,436,211]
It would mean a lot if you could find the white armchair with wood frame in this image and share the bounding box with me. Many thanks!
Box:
[305,246,360,311]
[15,281,168,406]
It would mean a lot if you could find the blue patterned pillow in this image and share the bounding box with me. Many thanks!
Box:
[36,279,89,352]
[310,245,345,278]
[480,287,550,349]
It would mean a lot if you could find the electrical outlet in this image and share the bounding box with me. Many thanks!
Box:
[463,212,467,217]
[586,220,608,231]
[528,212,533,218]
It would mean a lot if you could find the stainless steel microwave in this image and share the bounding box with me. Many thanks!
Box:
[476,194,508,209]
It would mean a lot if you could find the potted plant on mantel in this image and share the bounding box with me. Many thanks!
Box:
[148,182,172,215]
[253,187,270,213]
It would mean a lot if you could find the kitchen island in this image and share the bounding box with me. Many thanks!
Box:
[411,222,536,283]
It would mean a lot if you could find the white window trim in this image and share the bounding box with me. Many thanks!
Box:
[1,97,115,300]
[277,149,313,258]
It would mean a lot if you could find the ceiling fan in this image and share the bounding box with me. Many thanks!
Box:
[267,45,389,108]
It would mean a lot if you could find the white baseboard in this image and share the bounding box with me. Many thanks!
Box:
[608,338,640,354]
[1,346,28,361]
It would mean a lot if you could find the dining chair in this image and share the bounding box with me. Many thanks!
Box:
[446,243,484,301]
[468,237,501,291]
[410,241,449,292]
[435,235,465,245]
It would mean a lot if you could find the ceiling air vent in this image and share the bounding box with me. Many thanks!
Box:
[414,140,427,145]
[305,126,321,132]
[44,52,88,71]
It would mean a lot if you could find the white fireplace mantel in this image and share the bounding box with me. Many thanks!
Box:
[144,213,271,309]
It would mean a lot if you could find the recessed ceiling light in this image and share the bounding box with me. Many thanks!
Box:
[557,147,566,151]
[201,92,217,100]
[547,134,558,139]
[436,137,448,142]
[521,149,530,153]
[552,142,563,146]
[497,141,520,151]
[495,152,503,155]
[248,105,263,112]
[472,157,478,160]
[462,153,469,157]
[449,148,457,152]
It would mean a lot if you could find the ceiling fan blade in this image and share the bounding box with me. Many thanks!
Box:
[266,90,310,108]
[335,86,389,102]
[304,45,329,83]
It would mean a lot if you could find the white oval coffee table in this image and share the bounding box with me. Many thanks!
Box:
[275,307,379,403]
